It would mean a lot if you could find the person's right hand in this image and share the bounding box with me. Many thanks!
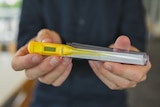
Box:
[11,29,73,86]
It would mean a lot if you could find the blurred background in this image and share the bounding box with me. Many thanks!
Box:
[0,0,160,107]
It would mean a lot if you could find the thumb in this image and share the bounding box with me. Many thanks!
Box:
[37,29,62,43]
[114,35,131,51]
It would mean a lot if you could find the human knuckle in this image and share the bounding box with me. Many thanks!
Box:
[119,82,130,89]
[39,77,52,85]
[131,84,137,88]
[109,85,117,90]
[140,76,147,82]
[25,71,35,80]
[38,65,51,73]
[133,74,144,82]
[52,82,61,87]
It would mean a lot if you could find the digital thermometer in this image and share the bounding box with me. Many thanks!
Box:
[28,41,149,65]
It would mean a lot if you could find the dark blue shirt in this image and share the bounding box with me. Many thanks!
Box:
[18,0,147,107]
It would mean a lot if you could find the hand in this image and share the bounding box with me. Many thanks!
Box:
[11,29,73,86]
[89,35,151,90]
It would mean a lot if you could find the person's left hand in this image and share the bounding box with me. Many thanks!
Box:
[88,35,151,90]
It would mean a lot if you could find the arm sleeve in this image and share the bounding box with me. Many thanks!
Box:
[17,0,44,49]
[119,0,147,51]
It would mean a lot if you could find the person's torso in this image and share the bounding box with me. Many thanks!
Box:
[41,0,124,47]
[30,1,128,107]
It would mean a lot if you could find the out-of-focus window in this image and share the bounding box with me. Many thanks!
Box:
[143,0,160,37]
[0,0,22,52]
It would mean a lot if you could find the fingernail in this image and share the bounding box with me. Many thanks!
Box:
[104,64,112,71]
[62,57,71,65]
[50,57,58,65]
[32,56,40,63]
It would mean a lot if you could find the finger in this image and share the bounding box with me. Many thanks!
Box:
[26,56,61,80]
[112,35,139,51]
[38,57,72,84]
[89,60,118,89]
[103,61,151,82]
[89,61,137,89]
[114,35,131,50]
[52,63,72,87]
[11,46,43,71]
[98,73,120,90]
[36,29,62,43]
[14,45,28,56]
[99,66,137,89]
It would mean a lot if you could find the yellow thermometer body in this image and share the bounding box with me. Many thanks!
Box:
[28,41,74,56]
